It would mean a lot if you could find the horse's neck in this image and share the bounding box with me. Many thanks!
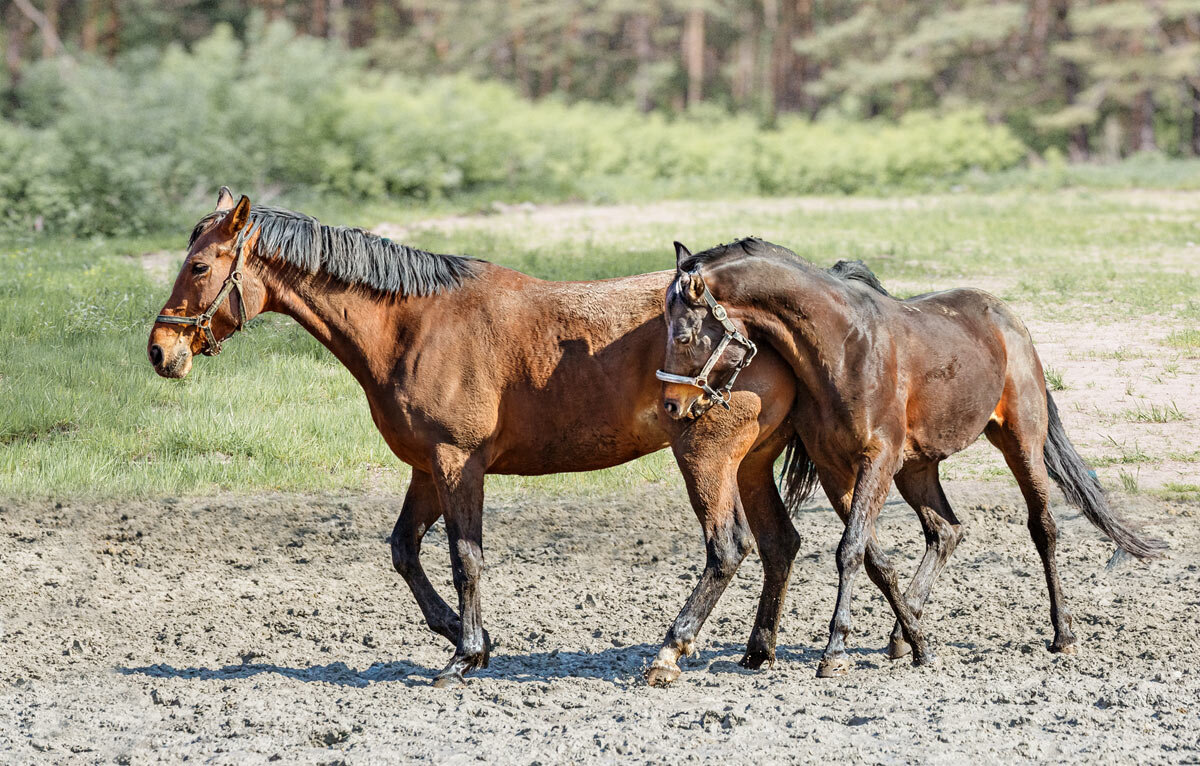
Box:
[721,259,854,394]
[257,259,411,388]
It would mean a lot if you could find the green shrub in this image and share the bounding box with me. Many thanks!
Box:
[0,21,1031,235]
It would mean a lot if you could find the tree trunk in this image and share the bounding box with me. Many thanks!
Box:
[1028,0,1051,81]
[1134,90,1157,153]
[557,13,579,95]
[11,0,65,57]
[103,0,120,59]
[5,2,30,92]
[42,0,61,57]
[631,12,654,112]
[82,0,99,52]
[772,0,799,113]
[796,0,816,115]
[509,0,530,98]
[329,0,348,45]
[732,11,758,109]
[1190,82,1200,156]
[263,0,285,23]
[311,0,327,37]
[759,0,778,124]
[683,6,705,107]
[1053,0,1089,159]
[350,0,378,48]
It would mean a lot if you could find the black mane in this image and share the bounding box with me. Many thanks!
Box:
[682,237,889,296]
[826,258,889,296]
[189,205,479,297]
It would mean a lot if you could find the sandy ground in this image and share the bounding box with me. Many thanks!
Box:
[88,196,1200,762]
[0,481,1196,764]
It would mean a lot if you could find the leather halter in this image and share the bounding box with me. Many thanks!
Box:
[656,274,757,410]
[154,222,254,356]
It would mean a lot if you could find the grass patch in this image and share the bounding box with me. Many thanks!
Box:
[1153,482,1200,502]
[1123,401,1187,423]
[4,189,1200,497]
[1165,328,1200,354]
[1091,437,1152,467]
[1118,469,1140,494]
[1044,367,1067,391]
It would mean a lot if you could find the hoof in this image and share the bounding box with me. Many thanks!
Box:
[816,655,851,679]
[739,649,774,670]
[1051,641,1078,655]
[432,648,488,688]
[912,650,940,669]
[886,636,912,661]
[645,659,682,687]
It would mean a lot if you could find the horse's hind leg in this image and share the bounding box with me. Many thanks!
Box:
[390,470,466,646]
[985,393,1077,654]
[818,458,934,677]
[647,459,753,687]
[736,448,802,670]
[886,462,964,660]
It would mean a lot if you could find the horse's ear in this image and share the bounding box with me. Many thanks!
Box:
[214,186,235,212]
[674,241,692,270]
[218,195,252,239]
[683,267,706,303]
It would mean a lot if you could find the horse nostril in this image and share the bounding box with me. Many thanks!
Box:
[664,400,679,417]
[149,344,164,367]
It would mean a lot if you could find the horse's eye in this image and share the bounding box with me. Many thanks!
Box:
[191,262,210,275]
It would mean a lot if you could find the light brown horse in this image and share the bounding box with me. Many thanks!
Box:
[659,237,1167,678]
[150,190,815,687]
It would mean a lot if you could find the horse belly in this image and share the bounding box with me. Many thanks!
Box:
[905,368,1005,461]
[487,398,669,475]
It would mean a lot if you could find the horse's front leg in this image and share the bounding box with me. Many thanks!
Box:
[735,445,802,670]
[429,447,490,688]
[647,459,753,687]
[390,469,462,645]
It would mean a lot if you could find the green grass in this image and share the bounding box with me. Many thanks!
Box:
[1152,482,1200,502]
[1118,469,1140,494]
[1166,328,1200,354]
[1091,436,1152,467]
[1044,367,1067,391]
[4,188,1200,497]
[1123,401,1187,424]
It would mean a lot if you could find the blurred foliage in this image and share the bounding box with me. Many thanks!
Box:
[0,20,1026,235]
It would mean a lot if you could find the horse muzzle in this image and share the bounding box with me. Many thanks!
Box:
[148,337,193,379]
[660,379,716,421]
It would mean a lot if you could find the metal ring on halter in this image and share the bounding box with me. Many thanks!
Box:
[656,275,758,412]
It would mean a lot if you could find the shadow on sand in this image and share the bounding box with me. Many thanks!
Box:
[118,641,889,688]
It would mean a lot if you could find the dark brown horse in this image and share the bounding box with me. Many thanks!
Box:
[150,190,817,687]
[659,237,1167,678]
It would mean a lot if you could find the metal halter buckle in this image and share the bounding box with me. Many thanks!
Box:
[154,221,255,357]
[656,275,758,411]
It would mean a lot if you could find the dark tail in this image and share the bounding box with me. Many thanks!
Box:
[779,432,820,515]
[1043,391,1168,563]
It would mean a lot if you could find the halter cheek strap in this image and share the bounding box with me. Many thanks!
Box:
[155,222,255,356]
[656,277,758,411]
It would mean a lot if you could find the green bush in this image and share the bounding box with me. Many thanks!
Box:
[0,20,1030,235]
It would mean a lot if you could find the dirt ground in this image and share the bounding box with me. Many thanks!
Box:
[11,195,1199,762]
[0,480,1196,764]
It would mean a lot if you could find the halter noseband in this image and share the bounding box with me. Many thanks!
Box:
[154,222,255,356]
[656,275,757,411]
